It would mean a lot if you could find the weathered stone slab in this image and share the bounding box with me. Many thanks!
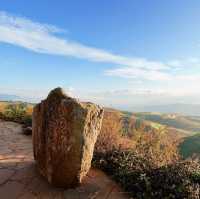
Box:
[32,88,104,188]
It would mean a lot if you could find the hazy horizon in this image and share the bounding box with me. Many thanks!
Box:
[1,92,200,116]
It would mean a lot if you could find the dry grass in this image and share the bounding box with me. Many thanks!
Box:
[0,102,9,112]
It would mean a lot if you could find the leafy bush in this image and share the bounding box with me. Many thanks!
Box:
[4,103,26,119]
[93,149,200,199]
[22,114,32,127]
[2,103,32,127]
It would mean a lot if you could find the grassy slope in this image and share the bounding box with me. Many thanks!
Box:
[179,133,200,159]
[134,112,200,134]
[104,108,153,136]
[134,112,200,158]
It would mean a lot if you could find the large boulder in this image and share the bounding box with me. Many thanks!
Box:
[32,88,104,188]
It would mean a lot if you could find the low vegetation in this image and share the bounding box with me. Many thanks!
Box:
[93,111,200,198]
[1,101,200,198]
[0,102,32,127]
[93,150,200,199]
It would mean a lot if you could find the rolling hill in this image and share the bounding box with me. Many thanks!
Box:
[179,134,200,159]
[1,101,200,159]
[134,112,200,134]
[102,108,157,137]
[133,112,200,159]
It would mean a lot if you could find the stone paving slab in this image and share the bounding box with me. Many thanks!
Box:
[0,120,131,199]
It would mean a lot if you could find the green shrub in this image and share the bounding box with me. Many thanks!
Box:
[22,114,32,127]
[2,103,32,126]
[92,149,200,199]
[4,103,26,120]
[191,171,200,183]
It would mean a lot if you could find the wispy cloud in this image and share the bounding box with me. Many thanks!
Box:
[105,58,200,81]
[0,11,170,71]
[1,11,200,107]
[2,11,198,83]
[105,67,172,81]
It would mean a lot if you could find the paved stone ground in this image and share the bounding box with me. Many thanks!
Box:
[0,120,131,199]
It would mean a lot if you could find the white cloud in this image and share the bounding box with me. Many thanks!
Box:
[0,11,170,71]
[106,61,200,82]
[105,53,200,82]
[1,11,199,83]
[0,11,63,34]
[168,57,200,68]
[1,11,200,107]
[105,67,171,81]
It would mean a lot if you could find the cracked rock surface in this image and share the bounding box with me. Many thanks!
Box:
[0,120,130,199]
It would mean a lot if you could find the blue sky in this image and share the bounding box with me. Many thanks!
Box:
[0,0,200,109]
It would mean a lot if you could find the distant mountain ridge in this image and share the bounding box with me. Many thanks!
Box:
[132,104,200,116]
[0,94,22,101]
[0,94,40,103]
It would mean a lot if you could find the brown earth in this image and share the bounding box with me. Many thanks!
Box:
[0,120,130,199]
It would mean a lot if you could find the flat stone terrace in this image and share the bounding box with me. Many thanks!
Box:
[0,120,130,199]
